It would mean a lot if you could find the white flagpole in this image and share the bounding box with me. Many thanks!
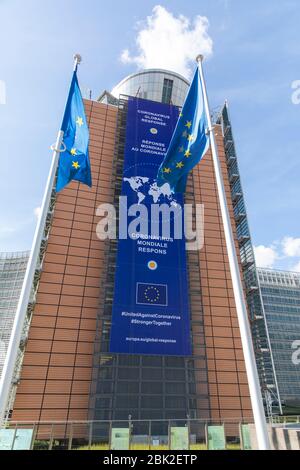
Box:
[0,54,81,426]
[196,55,270,450]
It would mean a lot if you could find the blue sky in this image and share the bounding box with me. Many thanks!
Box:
[0,0,299,270]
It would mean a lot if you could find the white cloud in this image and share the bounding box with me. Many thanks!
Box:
[120,5,213,79]
[254,236,300,271]
[282,236,300,257]
[34,207,41,218]
[254,245,278,268]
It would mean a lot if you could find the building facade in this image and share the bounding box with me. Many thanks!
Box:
[11,69,254,431]
[258,268,300,411]
[0,252,29,377]
[0,251,31,415]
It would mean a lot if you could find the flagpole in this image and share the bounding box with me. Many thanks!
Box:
[0,54,81,426]
[196,55,270,450]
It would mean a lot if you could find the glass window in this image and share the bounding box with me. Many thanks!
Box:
[118,355,140,367]
[95,397,112,409]
[140,410,163,420]
[165,382,186,394]
[141,356,162,367]
[162,78,173,104]
[141,382,163,394]
[141,396,163,408]
[165,396,186,408]
[165,410,186,419]
[114,409,139,420]
[115,395,139,409]
[118,368,139,380]
[98,367,114,380]
[165,369,185,380]
[165,357,185,368]
[141,368,163,380]
[96,381,114,394]
[94,409,111,420]
[116,381,139,394]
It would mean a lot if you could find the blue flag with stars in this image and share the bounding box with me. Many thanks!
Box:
[56,68,92,192]
[157,66,209,192]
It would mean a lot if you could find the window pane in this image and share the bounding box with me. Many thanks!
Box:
[116,381,139,394]
[141,396,163,408]
[162,78,173,103]
[165,382,186,394]
[141,368,162,380]
[141,382,163,394]
[118,368,139,380]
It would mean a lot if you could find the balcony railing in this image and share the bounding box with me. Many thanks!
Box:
[1,418,299,450]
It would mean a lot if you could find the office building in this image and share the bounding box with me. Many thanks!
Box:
[9,69,255,436]
[0,251,31,412]
[257,268,300,411]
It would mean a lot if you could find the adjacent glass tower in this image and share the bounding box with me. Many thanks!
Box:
[258,268,300,412]
[0,251,29,379]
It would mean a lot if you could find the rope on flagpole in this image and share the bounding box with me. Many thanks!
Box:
[50,141,66,152]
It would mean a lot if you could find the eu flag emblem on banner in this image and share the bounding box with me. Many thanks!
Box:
[157,67,209,193]
[56,69,92,192]
[136,283,168,306]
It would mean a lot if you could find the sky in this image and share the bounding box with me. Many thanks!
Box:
[0,0,299,271]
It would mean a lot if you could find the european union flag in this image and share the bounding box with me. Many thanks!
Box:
[157,67,209,193]
[136,283,168,306]
[56,68,92,192]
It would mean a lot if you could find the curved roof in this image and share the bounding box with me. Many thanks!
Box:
[112,68,190,93]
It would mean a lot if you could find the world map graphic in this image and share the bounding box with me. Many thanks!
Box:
[124,176,177,205]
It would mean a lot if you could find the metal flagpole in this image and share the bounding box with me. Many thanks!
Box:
[196,55,270,450]
[0,54,81,426]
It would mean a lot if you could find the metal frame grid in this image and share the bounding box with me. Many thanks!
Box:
[258,268,300,406]
[0,251,30,378]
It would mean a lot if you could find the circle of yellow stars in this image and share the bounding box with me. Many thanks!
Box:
[162,116,194,175]
[144,286,160,303]
[69,116,84,170]
[148,260,157,270]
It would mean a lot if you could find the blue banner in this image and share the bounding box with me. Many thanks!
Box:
[110,97,191,356]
